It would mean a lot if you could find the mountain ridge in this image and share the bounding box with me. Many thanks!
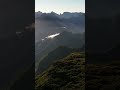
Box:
[35,11,85,41]
[35,11,85,19]
[36,46,83,76]
[35,52,85,90]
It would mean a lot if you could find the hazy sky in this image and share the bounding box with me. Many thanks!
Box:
[35,0,85,14]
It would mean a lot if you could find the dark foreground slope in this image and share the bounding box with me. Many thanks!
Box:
[10,64,34,90]
[0,0,34,89]
[87,44,120,64]
[36,52,120,90]
[9,28,35,90]
[86,62,120,90]
[35,53,85,90]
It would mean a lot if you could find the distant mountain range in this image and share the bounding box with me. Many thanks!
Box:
[35,11,85,41]
[35,11,85,73]
[35,11,85,19]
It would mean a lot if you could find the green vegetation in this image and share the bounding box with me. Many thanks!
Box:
[36,51,120,90]
[36,46,81,75]
[35,53,85,90]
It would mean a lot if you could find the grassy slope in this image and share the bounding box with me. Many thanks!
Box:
[36,52,120,90]
[35,53,85,90]
[36,46,81,76]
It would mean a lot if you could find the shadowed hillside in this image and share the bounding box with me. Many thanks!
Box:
[36,46,82,75]
[0,0,34,89]
[86,61,120,90]
[35,31,85,71]
[35,53,85,90]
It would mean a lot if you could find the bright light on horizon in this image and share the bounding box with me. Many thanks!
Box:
[35,0,85,14]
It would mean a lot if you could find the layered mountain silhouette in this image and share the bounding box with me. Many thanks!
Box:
[35,11,85,19]
[35,11,85,81]
[35,11,85,90]
[35,11,85,41]
[35,31,85,70]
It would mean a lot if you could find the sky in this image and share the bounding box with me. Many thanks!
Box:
[35,0,85,14]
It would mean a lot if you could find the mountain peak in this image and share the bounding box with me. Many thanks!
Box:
[35,11,85,19]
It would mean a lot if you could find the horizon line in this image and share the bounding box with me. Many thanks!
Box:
[35,11,85,14]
